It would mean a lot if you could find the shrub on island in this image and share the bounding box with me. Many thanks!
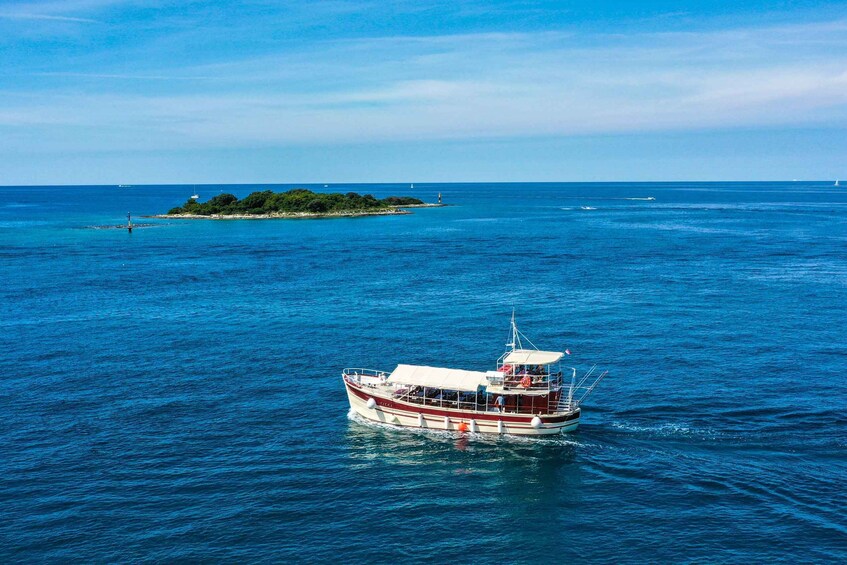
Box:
[167,189,424,216]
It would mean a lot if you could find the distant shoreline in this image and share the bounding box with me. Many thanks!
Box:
[144,203,445,220]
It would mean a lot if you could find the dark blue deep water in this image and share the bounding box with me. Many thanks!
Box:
[1,182,845,562]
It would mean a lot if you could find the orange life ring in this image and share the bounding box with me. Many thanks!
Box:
[520,375,532,388]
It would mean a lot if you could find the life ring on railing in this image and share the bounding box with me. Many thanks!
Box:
[520,375,532,388]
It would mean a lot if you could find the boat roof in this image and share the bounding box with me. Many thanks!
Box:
[503,349,564,365]
[387,364,488,392]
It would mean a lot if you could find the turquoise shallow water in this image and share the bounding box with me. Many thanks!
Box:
[1,182,846,562]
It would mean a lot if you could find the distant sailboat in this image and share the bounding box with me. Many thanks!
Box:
[836,179,840,187]
[191,185,199,200]
[410,183,414,189]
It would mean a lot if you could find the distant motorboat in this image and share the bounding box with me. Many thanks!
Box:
[580,206,596,210]
[118,184,131,188]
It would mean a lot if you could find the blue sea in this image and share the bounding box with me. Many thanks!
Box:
[1,182,845,562]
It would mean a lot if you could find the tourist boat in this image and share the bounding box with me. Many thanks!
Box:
[342,314,607,436]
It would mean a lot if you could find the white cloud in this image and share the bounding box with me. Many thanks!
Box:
[34,72,212,81]
[1,19,846,152]
[0,13,101,23]
[0,0,129,22]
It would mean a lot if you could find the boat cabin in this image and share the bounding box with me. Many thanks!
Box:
[380,351,574,415]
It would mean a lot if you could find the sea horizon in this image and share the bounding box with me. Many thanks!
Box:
[2,179,840,187]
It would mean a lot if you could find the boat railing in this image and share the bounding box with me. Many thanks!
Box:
[342,368,389,386]
[559,366,608,411]
[502,372,563,391]
[487,371,563,393]
[343,365,598,415]
[390,387,573,415]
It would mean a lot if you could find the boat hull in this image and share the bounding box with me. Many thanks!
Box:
[344,379,580,436]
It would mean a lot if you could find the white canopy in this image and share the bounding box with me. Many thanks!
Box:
[503,349,564,365]
[387,364,488,392]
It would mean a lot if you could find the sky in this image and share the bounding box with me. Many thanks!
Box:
[0,0,845,184]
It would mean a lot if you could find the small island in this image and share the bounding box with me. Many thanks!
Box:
[152,188,441,220]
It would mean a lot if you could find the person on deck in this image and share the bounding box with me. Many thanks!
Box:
[495,395,506,413]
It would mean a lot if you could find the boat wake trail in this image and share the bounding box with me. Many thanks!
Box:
[608,420,724,440]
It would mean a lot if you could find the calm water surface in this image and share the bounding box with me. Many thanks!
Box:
[1,182,845,562]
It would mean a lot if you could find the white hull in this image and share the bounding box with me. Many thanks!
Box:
[345,381,579,436]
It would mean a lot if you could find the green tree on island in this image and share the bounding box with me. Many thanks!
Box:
[167,189,424,216]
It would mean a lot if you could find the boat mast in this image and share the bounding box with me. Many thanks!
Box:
[506,309,521,351]
[506,311,539,351]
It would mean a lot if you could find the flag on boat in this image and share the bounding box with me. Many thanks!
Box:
[565,349,571,355]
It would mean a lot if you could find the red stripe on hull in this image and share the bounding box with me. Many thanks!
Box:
[345,379,580,424]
